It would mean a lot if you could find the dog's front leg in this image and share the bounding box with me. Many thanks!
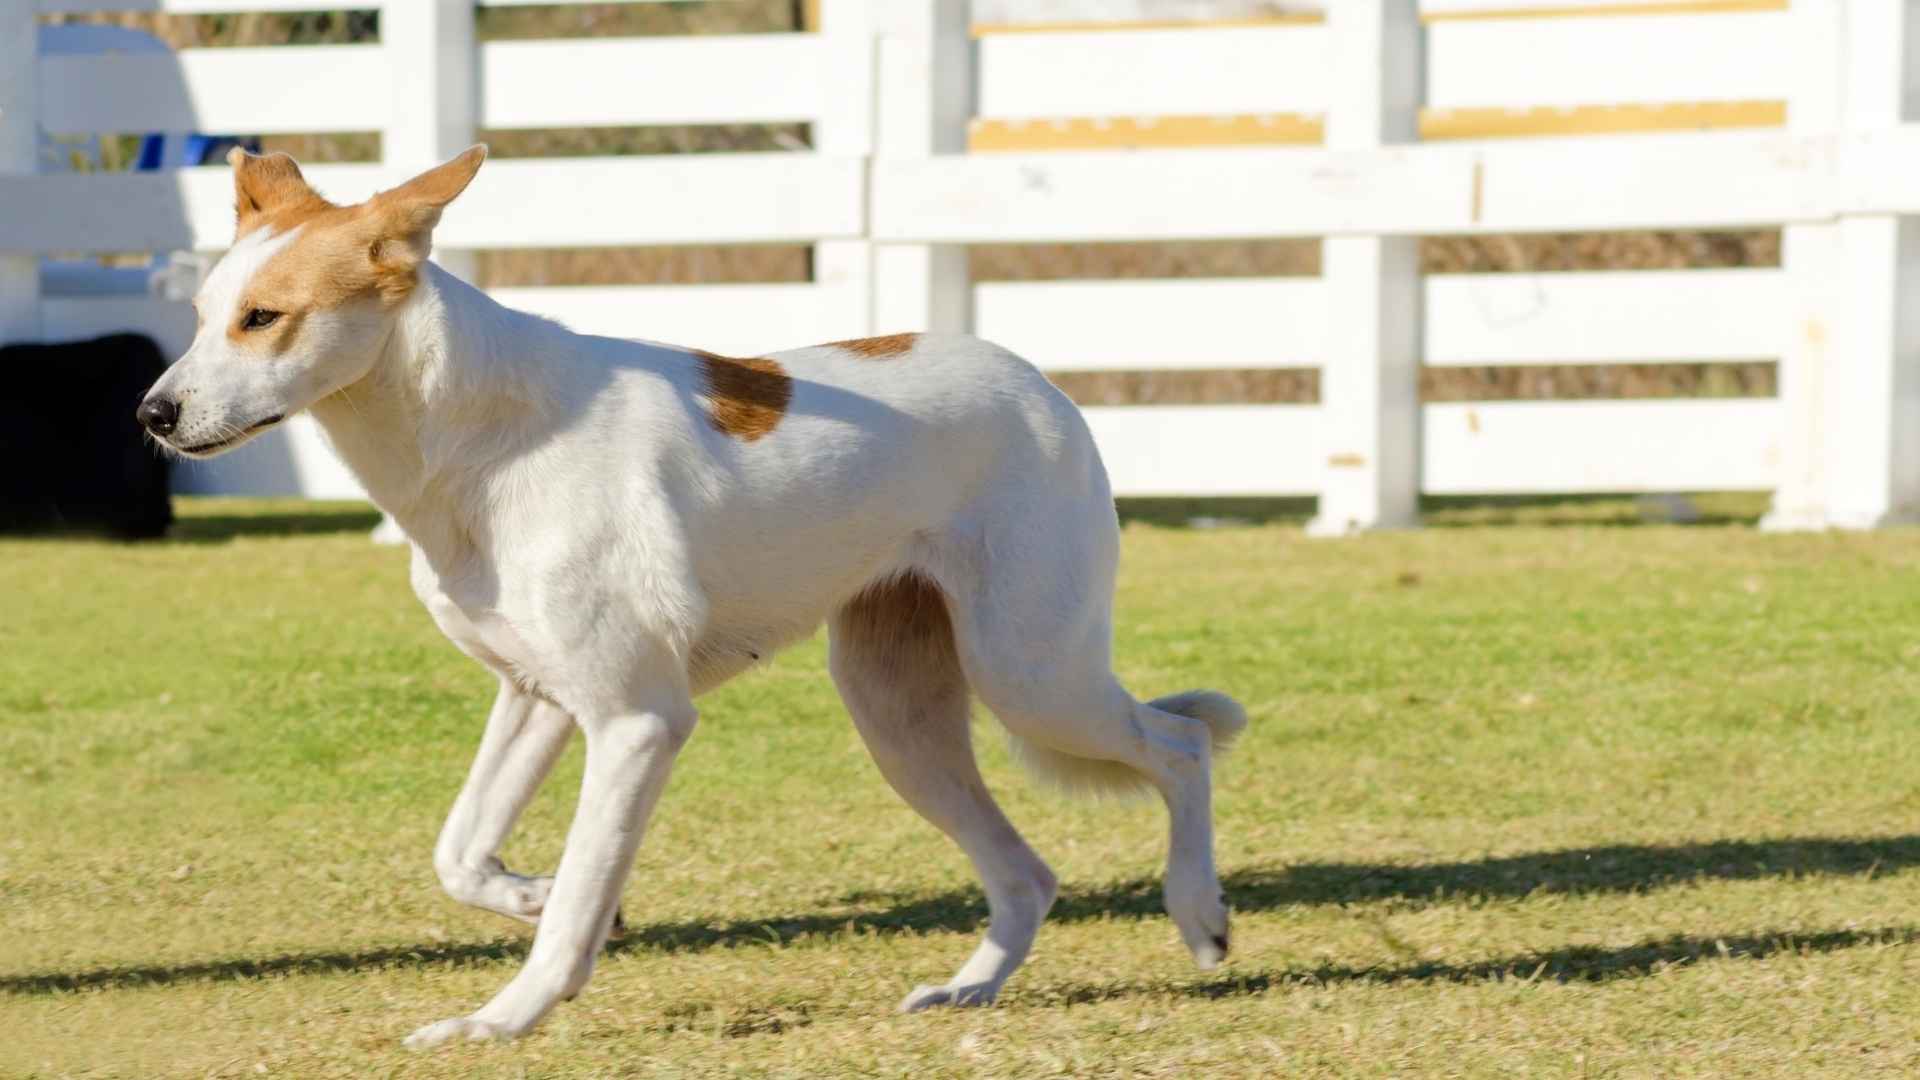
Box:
[433,680,575,923]
[405,691,697,1047]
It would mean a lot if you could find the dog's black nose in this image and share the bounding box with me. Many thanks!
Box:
[136,396,179,436]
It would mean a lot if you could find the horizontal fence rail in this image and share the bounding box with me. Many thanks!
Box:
[478,36,836,129]
[7,0,1917,530]
[1424,11,1790,109]
[871,130,1916,242]
[491,284,870,358]
[1,154,869,249]
[977,26,1329,118]
[975,268,1787,372]
[41,45,389,135]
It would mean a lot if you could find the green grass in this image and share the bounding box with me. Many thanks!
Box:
[5,496,1920,1077]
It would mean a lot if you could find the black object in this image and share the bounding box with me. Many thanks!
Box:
[0,333,173,539]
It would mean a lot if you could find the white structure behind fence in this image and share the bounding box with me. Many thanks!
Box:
[5,0,1918,530]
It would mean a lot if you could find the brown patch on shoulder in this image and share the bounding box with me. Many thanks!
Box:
[826,332,920,359]
[697,351,792,441]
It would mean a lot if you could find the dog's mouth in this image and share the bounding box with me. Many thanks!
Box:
[172,415,285,457]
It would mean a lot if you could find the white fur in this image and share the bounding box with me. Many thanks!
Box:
[142,160,1246,1047]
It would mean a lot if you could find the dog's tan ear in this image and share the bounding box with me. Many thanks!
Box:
[382,144,488,212]
[365,145,487,278]
[229,149,324,233]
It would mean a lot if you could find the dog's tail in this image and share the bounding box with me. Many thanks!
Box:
[1006,689,1247,799]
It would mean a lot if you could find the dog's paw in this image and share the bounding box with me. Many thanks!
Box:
[497,874,554,921]
[1168,887,1231,971]
[898,981,999,1013]
[1191,928,1229,971]
[403,1015,512,1049]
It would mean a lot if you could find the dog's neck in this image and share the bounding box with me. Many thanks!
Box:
[308,261,568,554]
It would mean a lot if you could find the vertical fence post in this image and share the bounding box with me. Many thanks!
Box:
[1307,0,1423,537]
[0,0,40,342]
[384,0,477,285]
[813,0,876,338]
[871,0,971,335]
[372,0,474,540]
[1762,0,1844,531]
[1822,2,1920,527]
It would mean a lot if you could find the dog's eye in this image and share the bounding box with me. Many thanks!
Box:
[241,308,281,331]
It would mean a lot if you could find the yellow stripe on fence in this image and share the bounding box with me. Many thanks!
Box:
[1422,101,1785,139]
[969,102,1784,152]
[970,115,1323,152]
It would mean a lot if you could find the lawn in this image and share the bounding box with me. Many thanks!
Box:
[5,496,1920,1078]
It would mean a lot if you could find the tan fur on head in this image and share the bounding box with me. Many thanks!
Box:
[222,146,490,343]
[230,149,335,238]
[363,145,488,294]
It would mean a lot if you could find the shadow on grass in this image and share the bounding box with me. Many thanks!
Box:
[8,834,1918,996]
[1420,492,1766,529]
[832,833,1920,932]
[1034,926,1920,1005]
[13,494,1764,542]
[168,505,383,543]
[1117,497,1315,529]
[0,939,530,996]
[1113,493,1769,530]
[0,502,384,544]
[1203,833,1920,913]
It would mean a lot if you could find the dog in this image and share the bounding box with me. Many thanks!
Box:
[137,147,1247,1047]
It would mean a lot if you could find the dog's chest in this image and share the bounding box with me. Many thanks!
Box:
[424,590,542,686]
[409,552,546,690]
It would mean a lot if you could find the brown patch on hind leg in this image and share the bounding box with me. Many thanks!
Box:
[836,572,958,677]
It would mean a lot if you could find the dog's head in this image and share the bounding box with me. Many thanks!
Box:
[136,146,487,457]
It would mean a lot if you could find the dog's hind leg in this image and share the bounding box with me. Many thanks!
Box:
[433,680,576,924]
[829,574,1058,1013]
[975,670,1241,970]
[931,495,1245,971]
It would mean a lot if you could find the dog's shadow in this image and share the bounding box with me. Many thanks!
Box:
[8,834,1919,998]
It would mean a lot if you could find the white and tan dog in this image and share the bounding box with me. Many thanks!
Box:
[138,147,1246,1047]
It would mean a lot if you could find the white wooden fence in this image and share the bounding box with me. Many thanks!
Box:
[4,0,1918,530]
